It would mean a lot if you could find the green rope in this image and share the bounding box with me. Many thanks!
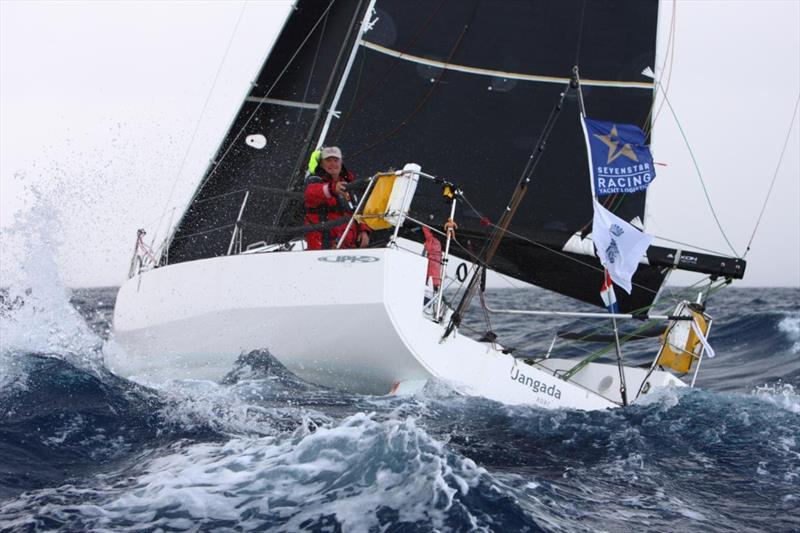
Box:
[659,88,740,257]
[558,277,727,380]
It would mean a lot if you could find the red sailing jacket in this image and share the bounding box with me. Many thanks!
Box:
[422,226,442,289]
[304,166,368,250]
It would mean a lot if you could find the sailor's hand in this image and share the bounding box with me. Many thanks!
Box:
[333,181,348,195]
[358,231,370,248]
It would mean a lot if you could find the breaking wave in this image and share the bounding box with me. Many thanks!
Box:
[1,204,798,531]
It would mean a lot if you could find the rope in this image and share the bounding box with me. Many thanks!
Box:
[170,223,236,243]
[645,0,677,134]
[573,0,587,68]
[152,2,248,248]
[136,231,158,266]
[558,276,728,379]
[743,92,800,257]
[330,0,448,142]
[395,216,731,380]
[650,234,730,257]
[349,3,477,159]
[297,5,330,124]
[659,87,740,257]
[458,191,661,296]
[242,217,356,237]
[161,1,339,253]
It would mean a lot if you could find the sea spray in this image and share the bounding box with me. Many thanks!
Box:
[778,314,800,354]
[0,189,104,381]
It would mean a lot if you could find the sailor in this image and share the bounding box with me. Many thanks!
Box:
[304,146,370,250]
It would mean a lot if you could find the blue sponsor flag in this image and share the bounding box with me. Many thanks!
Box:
[582,117,656,197]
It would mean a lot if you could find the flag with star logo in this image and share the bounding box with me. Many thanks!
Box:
[581,117,656,197]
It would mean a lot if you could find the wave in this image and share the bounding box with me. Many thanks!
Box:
[2,345,799,531]
[0,191,106,385]
[1,198,798,531]
[778,314,800,354]
[0,397,542,532]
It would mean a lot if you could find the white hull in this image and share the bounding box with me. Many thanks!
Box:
[111,241,684,410]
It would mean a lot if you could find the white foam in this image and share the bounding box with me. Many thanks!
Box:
[778,314,800,354]
[150,378,334,437]
[0,189,105,377]
[631,383,684,409]
[1,413,491,531]
[752,382,800,414]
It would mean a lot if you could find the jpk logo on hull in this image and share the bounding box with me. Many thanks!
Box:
[318,255,380,263]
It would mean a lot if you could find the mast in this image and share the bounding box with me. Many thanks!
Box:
[269,0,373,241]
[315,0,377,148]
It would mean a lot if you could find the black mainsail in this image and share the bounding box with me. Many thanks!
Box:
[164,0,744,313]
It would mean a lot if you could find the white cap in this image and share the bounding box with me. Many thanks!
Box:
[321,146,342,159]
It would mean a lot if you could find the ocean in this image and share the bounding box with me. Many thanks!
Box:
[0,281,798,532]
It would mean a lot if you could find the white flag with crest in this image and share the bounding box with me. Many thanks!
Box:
[592,200,653,294]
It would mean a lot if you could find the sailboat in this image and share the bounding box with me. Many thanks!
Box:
[110,0,746,410]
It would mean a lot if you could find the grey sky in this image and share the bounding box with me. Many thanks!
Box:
[1,0,798,288]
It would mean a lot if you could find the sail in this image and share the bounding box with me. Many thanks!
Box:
[325,0,664,311]
[166,0,370,265]
[163,0,743,312]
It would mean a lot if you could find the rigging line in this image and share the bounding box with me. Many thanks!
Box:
[272,0,369,237]
[331,0,447,140]
[564,277,730,374]
[577,277,717,356]
[645,0,677,134]
[743,91,800,258]
[460,204,663,296]
[330,38,367,144]
[554,276,714,356]
[660,87,740,257]
[167,1,338,244]
[349,1,478,160]
[650,234,730,257]
[451,252,715,358]
[469,80,570,269]
[573,0,587,68]
[170,223,237,242]
[297,7,330,124]
[556,319,657,354]
[151,1,248,246]
[478,288,496,343]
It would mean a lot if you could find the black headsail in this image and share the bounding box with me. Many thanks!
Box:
[163,0,744,311]
[165,0,369,265]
